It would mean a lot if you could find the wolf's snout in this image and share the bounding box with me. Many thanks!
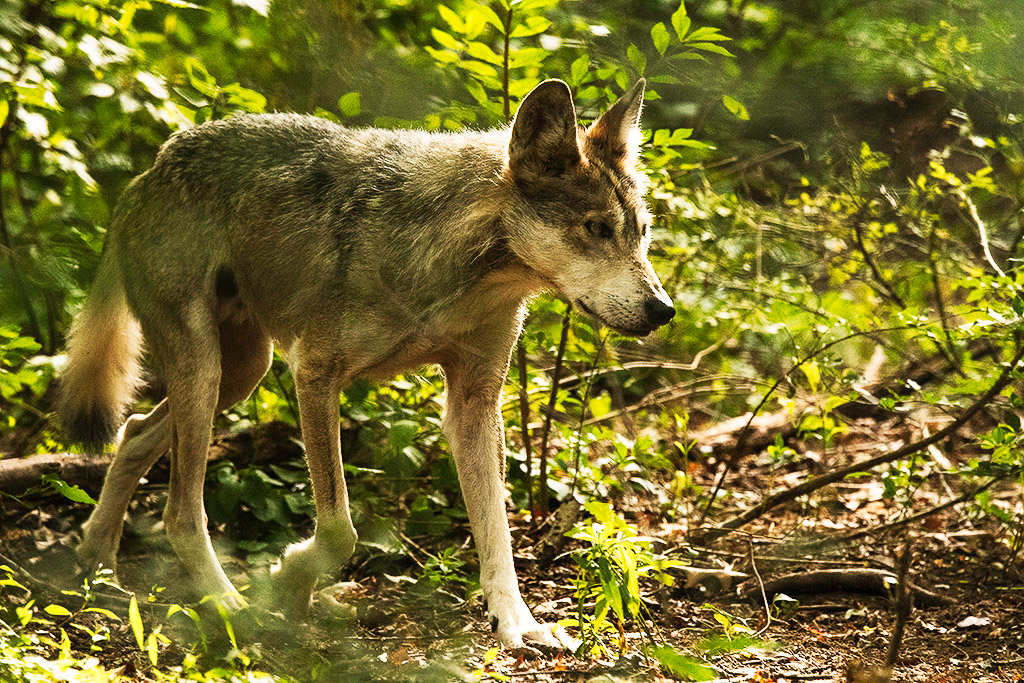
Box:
[644,297,675,328]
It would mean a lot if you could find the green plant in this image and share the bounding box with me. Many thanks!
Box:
[205,459,315,567]
[564,501,717,679]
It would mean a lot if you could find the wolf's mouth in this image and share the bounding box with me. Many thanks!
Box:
[575,299,655,338]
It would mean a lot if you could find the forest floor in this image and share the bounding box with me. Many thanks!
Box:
[1,415,1023,682]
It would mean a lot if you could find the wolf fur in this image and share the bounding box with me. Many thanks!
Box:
[59,78,674,650]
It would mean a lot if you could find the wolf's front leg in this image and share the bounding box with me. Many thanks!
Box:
[272,358,357,614]
[442,355,579,652]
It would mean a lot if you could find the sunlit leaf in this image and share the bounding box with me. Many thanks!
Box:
[129,595,145,650]
[722,94,749,120]
[338,92,361,117]
[651,22,670,55]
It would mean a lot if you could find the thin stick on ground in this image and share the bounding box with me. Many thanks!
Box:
[536,309,571,518]
[839,477,1001,543]
[886,539,914,670]
[516,343,534,517]
[750,540,771,637]
[699,342,1024,543]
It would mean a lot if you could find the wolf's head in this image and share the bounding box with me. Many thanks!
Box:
[503,78,674,337]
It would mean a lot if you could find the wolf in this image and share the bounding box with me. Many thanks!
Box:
[58,78,674,650]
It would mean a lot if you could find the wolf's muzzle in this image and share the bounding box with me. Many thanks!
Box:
[644,297,675,328]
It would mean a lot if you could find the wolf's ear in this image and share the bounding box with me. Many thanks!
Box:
[508,79,580,180]
[585,79,645,163]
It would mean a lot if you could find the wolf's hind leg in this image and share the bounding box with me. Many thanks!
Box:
[77,315,271,581]
[272,357,356,615]
[78,400,171,575]
[157,311,245,608]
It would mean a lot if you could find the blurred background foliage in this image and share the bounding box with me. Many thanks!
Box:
[2,0,1023,541]
[1,0,1024,675]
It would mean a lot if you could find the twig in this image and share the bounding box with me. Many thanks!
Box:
[957,188,1006,279]
[397,532,432,568]
[516,343,534,517]
[699,325,915,524]
[885,540,914,670]
[699,343,1024,543]
[928,221,961,372]
[502,5,533,516]
[536,309,571,517]
[749,540,771,637]
[270,363,298,424]
[569,331,606,499]
[838,477,1001,543]
[501,6,512,123]
[850,201,907,308]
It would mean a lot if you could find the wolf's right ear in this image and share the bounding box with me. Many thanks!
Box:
[508,79,580,181]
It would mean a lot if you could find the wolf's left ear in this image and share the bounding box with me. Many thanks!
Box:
[586,79,645,162]
[508,79,581,181]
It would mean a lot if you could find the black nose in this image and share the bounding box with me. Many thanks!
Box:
[644,297,675,327]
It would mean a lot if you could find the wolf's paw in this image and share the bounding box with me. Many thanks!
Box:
[209,590,249,612]
[268,559,315,618]
[490,602,581,654]
[75,540,118,578]
[500,620,580,656]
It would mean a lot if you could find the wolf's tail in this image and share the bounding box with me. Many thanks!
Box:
[58,249,144,448]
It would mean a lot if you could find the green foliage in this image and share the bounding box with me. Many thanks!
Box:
[563,502,683,657]
[411,546,475,603]
[205,459,315,566]
[40,473,97,505]
[1,0,1024,675]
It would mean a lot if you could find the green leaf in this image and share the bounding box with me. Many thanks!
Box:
[437,5,464,33]
[650,644,717,680]
[152,0,207,9]
[0,101,8,127]
[146,630,159,666]
[129,595,145,651]
[83,607,119,620]
[685,26,731,42]
[474,3,505,32]
[464,78,489,104]
[425,46,459,64]
[722,94,749,120]
[466,41,502,65]
[41,474,97,505]
[510,16,551,38]
[690,42,735,57]
[569,55,590,86]
[222,84,266,113]
[597,558,624,622]
[651,22,670,55]
[627,43,646,75]
[338,92,361,117]
[671,2,691,41]
[508,47,547,69]
[44,604,72,617]
[431,28,462,50]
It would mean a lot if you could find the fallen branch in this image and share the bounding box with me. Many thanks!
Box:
[886,541,914,669]
[743,567,949,608]
[838,477,1001,543]
[699,343,1023,543]
[0,421,303,497]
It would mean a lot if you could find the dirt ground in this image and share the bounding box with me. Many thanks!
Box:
[1,422,1023,682]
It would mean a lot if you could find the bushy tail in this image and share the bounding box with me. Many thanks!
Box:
[58,252,144,448]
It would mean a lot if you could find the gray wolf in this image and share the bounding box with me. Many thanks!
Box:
[58,78,674,650]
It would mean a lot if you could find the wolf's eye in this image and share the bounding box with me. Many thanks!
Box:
[585,219,614,240]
